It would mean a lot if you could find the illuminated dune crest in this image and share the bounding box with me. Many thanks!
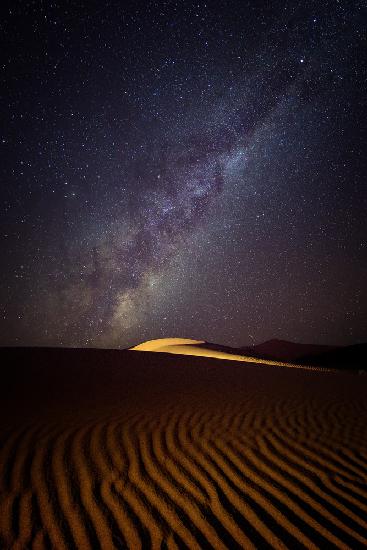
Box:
[131,338,332,370]
[131,338,205,351]
[131,338,251,361]
[131,338,270,362]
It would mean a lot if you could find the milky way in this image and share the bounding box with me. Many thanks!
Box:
[1,1,366,348]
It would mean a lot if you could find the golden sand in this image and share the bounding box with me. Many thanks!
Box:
[0,347,366,548]
[131,338,334,370]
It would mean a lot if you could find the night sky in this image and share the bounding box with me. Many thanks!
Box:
[1,0,366,349]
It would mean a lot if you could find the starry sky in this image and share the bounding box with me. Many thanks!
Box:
[1,0,366,349]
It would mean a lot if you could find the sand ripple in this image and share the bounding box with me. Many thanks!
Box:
[1,394,367,549]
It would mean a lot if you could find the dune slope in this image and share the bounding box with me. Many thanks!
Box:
[0,347,367,549]
[130,338,330,369]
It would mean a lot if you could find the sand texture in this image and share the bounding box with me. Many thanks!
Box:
[0,347,367,549]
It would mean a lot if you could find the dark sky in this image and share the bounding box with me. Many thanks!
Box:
[1,0,366,348]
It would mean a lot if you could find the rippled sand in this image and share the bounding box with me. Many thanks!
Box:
[1,348,366,548]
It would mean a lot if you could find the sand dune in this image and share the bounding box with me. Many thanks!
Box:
[131,338,206,351]
[0,347,367,548]
[131,338,335,370]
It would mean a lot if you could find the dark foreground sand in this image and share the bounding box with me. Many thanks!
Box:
[1,347,367,549]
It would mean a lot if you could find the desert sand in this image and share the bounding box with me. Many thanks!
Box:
[131,338,335,370]
[1,344,367,549]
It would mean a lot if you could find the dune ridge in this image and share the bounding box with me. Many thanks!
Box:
[130,338,335,370]
[0,347,367,548]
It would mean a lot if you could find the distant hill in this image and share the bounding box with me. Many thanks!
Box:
[299,343,367,371]
[240,339,339,362]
